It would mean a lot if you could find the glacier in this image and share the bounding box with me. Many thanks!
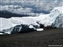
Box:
[0,5,63,35]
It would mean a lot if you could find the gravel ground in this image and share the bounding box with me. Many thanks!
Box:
[0,28,63,47]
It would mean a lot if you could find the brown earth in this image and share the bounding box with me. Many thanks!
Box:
[0,28,63,47]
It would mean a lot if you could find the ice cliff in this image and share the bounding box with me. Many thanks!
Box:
[0,5,63,35]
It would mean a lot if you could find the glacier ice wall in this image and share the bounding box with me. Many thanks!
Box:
[52,14,63,28]
[51,6,63,28]
[0,5,63,35]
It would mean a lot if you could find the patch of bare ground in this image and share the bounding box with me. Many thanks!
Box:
[0,28,63,47]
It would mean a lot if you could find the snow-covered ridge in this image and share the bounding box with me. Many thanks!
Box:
[0,5,63,35]
[52,5,63,13]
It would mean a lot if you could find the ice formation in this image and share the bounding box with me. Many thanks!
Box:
[0,5,63,35]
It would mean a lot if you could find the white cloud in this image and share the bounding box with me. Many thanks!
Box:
[0,0,63,15]
[0,5,38,15]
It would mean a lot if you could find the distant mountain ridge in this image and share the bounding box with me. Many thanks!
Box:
[0,11,29,18]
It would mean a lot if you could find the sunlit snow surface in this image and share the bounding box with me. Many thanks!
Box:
[0,6,63,35]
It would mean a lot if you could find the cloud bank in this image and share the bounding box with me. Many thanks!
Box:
[0,0,63,15]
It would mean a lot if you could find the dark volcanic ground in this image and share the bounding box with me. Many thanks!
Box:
[0,28,63,47]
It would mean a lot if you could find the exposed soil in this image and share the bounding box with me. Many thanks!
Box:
[0,28,63,47]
